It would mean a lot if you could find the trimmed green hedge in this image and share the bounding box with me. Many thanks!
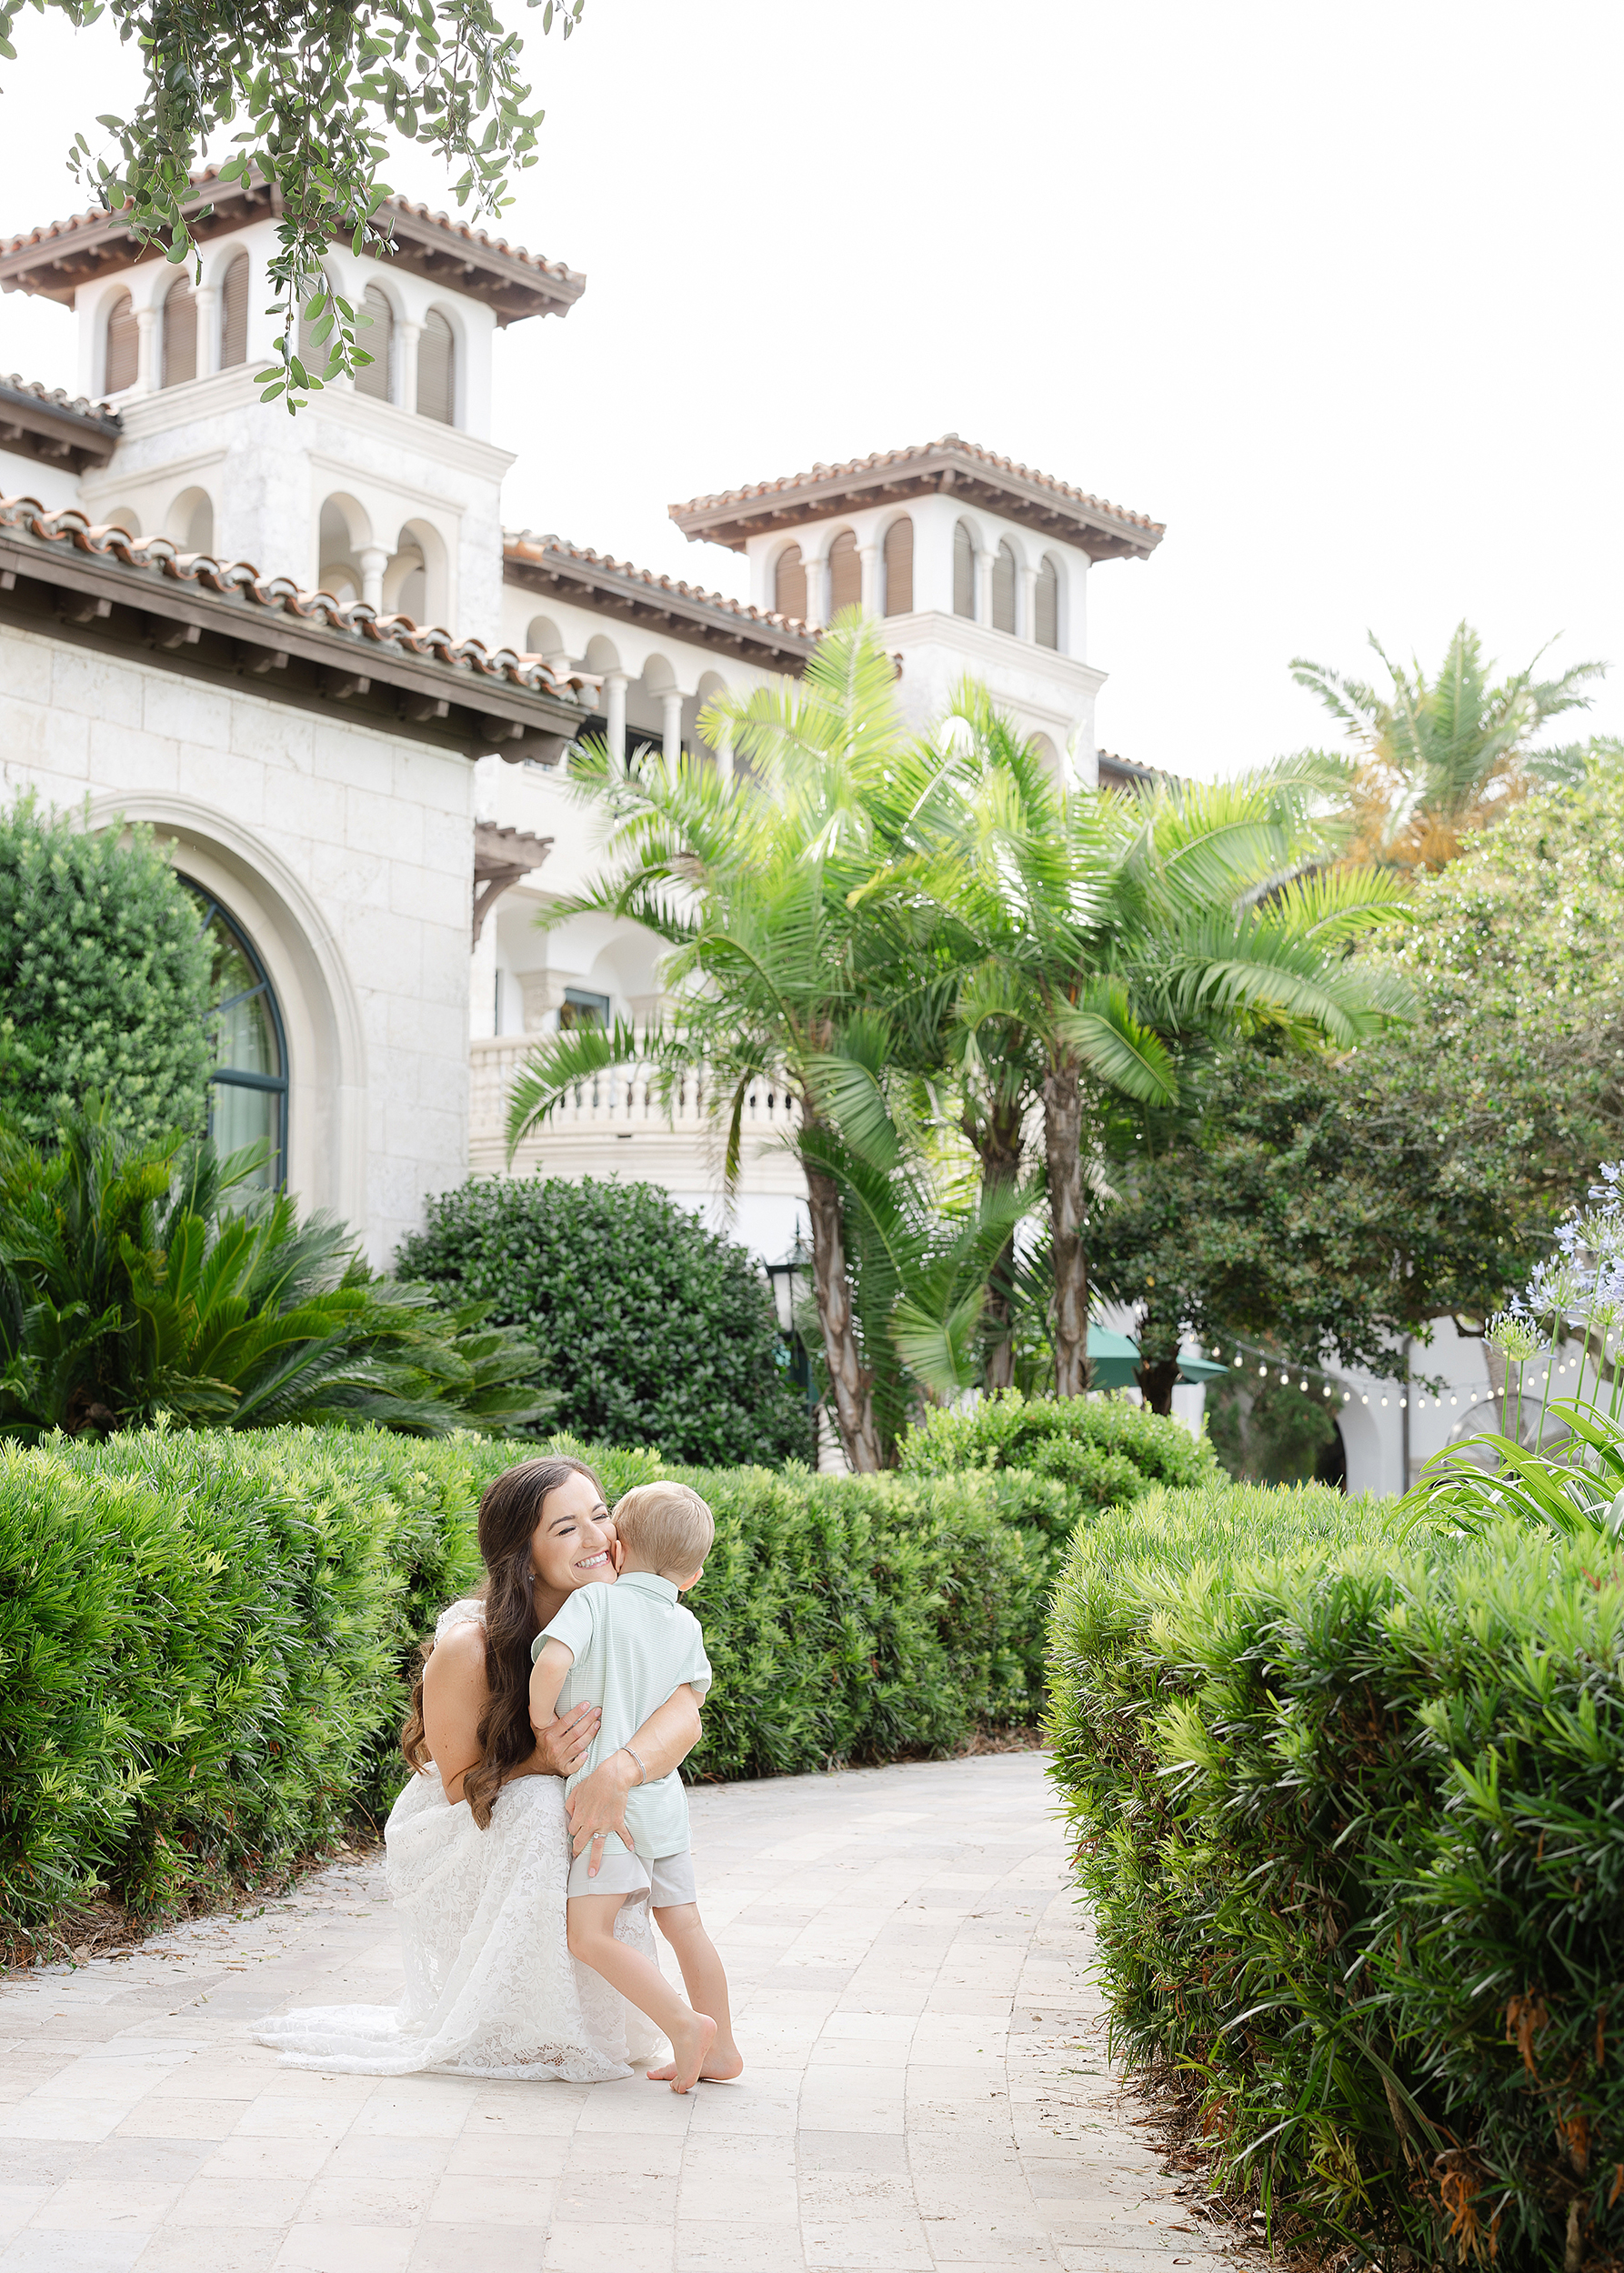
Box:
[395,1177,813,1467]
[1046,1479,1624,2270]
[1,1426,1042,1951]
[898,1388,1218,1575]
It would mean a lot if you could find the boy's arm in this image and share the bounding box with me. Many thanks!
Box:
[528,1637,575,1736]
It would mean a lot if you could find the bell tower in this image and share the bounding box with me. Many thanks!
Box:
[0,172,585,636]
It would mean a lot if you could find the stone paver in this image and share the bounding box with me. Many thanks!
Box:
[0,1756,1239,2270]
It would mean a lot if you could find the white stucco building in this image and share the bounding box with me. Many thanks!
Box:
[0,173,1166,1277]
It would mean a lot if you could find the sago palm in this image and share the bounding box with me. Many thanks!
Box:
[907,690,1413,1396]
[1291,621,1604,869]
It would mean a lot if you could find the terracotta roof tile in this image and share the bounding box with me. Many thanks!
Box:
[0,168,584,290]
[0,372,121,431]
[669,434,1163,560]
[0,494,595,697]
[505,529,813,640]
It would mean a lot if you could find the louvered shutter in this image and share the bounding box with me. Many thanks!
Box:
[162,274,196,388]
[356,285,393,402]
[417,310,455,423]
[991,541,1017,634]
[827,529,860,615]
[775,544,807,621]
[882,517,913,616]
[104,293,137,395]
[952,521,976,618]
[220,254,250,368]
[1035,556,1059,650]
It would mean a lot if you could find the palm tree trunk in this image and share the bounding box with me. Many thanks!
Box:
[967,1100,1026,1393]
[802,1153,883,1472]
[1042,1055,1090,1398]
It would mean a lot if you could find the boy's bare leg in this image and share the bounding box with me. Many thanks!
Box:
[566,1893,716,2094]
[644,1902,743,2083]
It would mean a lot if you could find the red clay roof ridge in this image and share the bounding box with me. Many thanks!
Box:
[0,493,597,695]
[671,433,1163,536]
[504,528,810,635]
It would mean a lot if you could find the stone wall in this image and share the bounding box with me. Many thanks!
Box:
[0,619,473,1265]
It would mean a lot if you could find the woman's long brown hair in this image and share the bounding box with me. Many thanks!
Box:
[399,1455,604,1829]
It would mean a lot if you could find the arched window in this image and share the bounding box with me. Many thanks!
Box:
[356,284,394,403]
[1035,555,1060,650]
[827,528,860,616]
[952,520,976,619]
[104,291,138,395]
[187,886,288,1191]
[296,272,339,383]
[417,309,455,424]
[161,272,196,389]
[882,517,913,616]
[775,543,807,621]
[220,253,250,369]
[991,541,1018,635]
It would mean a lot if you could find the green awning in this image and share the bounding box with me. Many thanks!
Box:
[1087,1326,1142,1389]
[1085,1329,1230,1390]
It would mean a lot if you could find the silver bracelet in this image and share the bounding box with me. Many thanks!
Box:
[621,1744,648,1786]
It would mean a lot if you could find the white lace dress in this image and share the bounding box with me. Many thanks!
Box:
[256,1598,657,2081]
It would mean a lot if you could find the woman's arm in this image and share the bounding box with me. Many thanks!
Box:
[566,1683,705,1874]
[423,1624,601,1806]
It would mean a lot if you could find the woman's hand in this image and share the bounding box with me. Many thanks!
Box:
[566,1683,705,1876]
[531,1700,601,1779]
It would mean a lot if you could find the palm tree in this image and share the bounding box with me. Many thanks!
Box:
[909,692,1412,1397]
[505,618,980,1473]
[1291,622,1605,870]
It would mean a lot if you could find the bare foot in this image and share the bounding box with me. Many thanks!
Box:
[647,2038,744,2084]
[663,2009,717,2093]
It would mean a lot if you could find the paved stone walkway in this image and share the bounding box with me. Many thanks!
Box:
[0,1755,1241,2271]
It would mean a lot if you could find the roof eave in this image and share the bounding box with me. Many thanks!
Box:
[0,176,585,325]
[0,385,120,473]
[669,451,1164,564]
[504,545,814,672]
[0,523,587,761]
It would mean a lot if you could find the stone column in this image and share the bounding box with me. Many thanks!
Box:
[396,319,421,414]
[358,546,390,611]
[194,285,221,377]
[135,305,158,395]
[1018,562,1038,642]
[660,689,684,765]
[802,553,827,631]
[858,540,879,614]
[603,669,627,762]
[974,546,994,626]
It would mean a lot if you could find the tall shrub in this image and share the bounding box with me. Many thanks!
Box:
[396,1177,813,1466]
[0,794,213,1143]
[0,1425,1041,1952]
[1046,1479,1624,2270]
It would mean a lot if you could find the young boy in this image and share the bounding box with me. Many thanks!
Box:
[529,1480,741,2095]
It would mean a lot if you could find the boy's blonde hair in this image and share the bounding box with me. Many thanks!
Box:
[612,1482,715,1579]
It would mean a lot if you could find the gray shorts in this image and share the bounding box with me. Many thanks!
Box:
[566,1839,697,1908]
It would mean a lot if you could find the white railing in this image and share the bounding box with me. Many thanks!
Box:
[468,1036,800,1163]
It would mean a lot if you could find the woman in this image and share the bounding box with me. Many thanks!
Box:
[256,1456,704,2080]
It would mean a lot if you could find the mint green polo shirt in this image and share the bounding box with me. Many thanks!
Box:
[536,1572,713,1861]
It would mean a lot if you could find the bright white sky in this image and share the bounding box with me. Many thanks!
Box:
[0,0,1619,778]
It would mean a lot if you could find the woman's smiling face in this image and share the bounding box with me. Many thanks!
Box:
[528,1467,617,1597]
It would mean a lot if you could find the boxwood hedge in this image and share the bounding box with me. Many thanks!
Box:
[1046,1479,1624,2271]
[0,1425,1042,1954]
